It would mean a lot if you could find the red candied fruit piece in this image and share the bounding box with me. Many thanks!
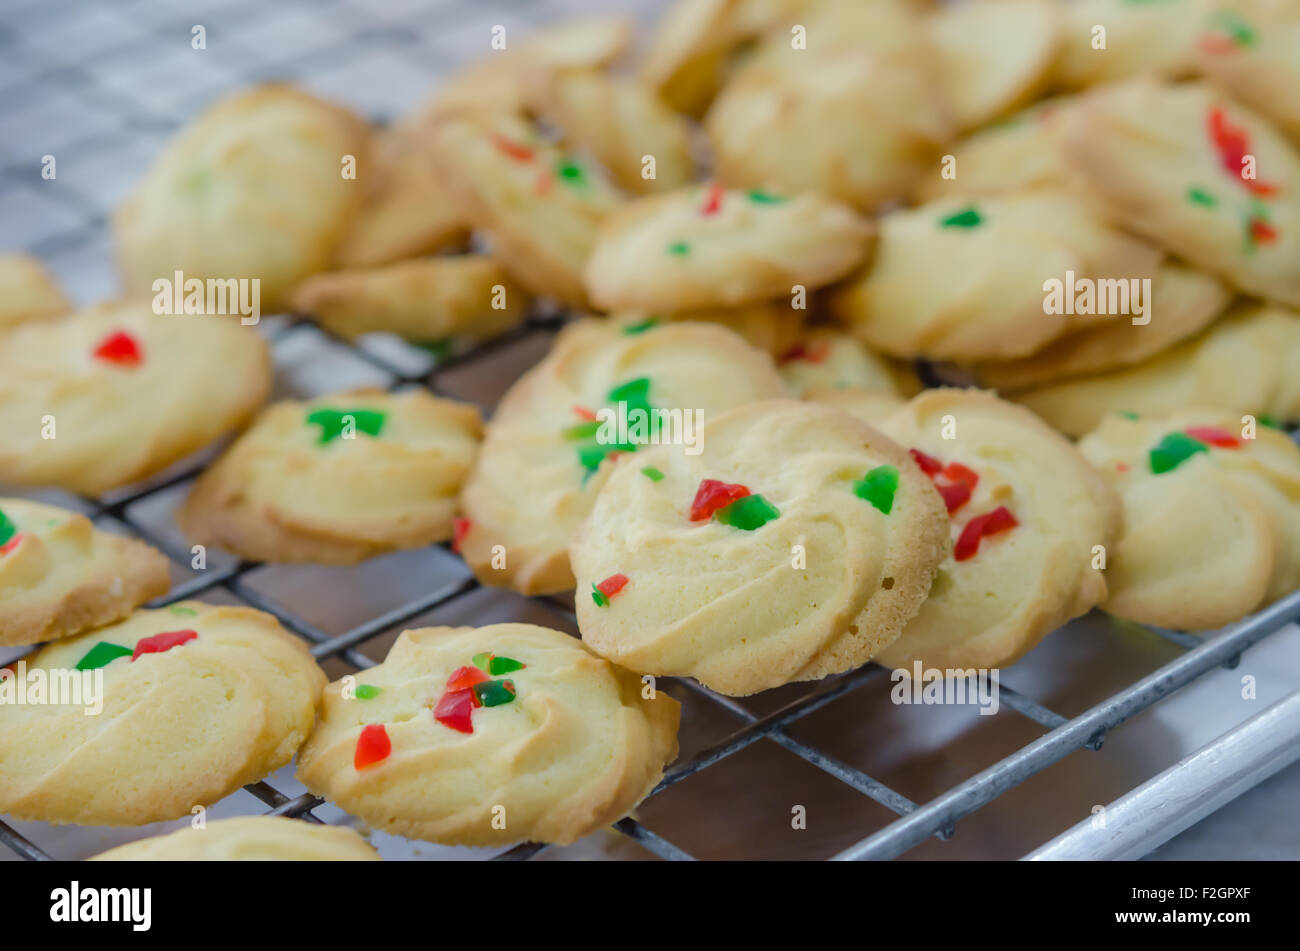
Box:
[700,183,724,216]
[690,479,751,521]
[909,448,942,476]
[434,689,475,733]
[354,724,391,770]
[596,573,629,599]
[491,134,535,163]
[451,517,472,554]
[131,629,197,661]
[954,506,1019,562]
[942,462,979,488]
[92,330,143,367]
[936,481,972,514]
[445,665,488,692]
[0,534,24,556]
[1184,426,1241,448]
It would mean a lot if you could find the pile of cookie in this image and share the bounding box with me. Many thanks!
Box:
[2,0,1300,859]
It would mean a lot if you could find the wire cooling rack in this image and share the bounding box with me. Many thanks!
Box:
[2,0,1300,862]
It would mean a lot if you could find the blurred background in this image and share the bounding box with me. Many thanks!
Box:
[1,0,1298,861]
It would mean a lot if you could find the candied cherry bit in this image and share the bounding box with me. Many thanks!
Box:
[92,330,143,367]
[596,573,629,599]
[942,462,979,488]
[435,689,476,733]
[909,448,943,476]
[446,665,489,692]
[132,629,197,661]
[354,724,392,769]
[700,183,724,216]
[0,533,24,556]
[1184,426,1240,448]
[936,481,971,514]
[689,479,750,521]
[451,517,472,554]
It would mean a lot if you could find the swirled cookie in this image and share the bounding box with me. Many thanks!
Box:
[830,190,1162,361]
[974,263,1233,391]
[458,319,788,595]
[1078,411,1300,629]
[0,301,271,495]
[638,0,812,117]
[334,124,468,268]
[705,0,951,211]
[1058,80,1300,307]
[871,389,1119,671]
[428,112,623,307]
[526,70,694,194]
[0,499,170,647]
[928,0,1061,131]
[89,816,380,861]
[1054,0,1209,89]
[179,389,482,564]
[114,84,370,314]
[0,254,69,329]
[416,17,633,118]
[296,623,679,846]
[290,256,531,344]
[0,603,325,826]
[1198,0,1300,144]
[584,185,872,312]
[570,399,950,695]
[1014,303,1300,436]
[913,97,1078,203]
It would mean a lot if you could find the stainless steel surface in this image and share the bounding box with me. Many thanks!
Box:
[1025,689,1300,860]
[1,0,1298,861]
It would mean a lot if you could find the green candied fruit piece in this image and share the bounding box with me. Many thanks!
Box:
[641,466,664,482]
[1118,411,1140,421]
[472,652,493,671]
[1187,187,1217,208]
[747,189,786,204]
[1149,432,1208,474]
[75,642,134,671]
[169,605,198,617]
[607,378,651,405]
[355,684,381,700]
[667,241,690,255]
[592,585,609,607]
[488,655,525,675]
[0,510,15,546]
[306,408,386,443]
[715,494,780,531]
[623,318,659,335]
[563,420,602,441]
[854,464,900,514]
[473,679,517,707]
[939,207,982,229]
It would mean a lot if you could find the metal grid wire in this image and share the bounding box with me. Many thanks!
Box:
[2,0,1299,862]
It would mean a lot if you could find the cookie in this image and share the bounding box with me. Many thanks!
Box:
[830,190,1162,361]
[928,0,1060,132]
[1014,302,1300,436]
[638,0,811,117]
[333,124,469,268]
[1058,79,1300,307]
[290,256,531,344]
[912,97,1077,203]
[570,399,950,695]
[705,0,952,211]
[114,84,371,314]
[0,301,271,495]
[179,388,482,565]
[1078,411,1300,629]
[457,319,788,595]
[428,112,624,308]
[1054,0,1209,89]
[804,386,910,425]
[0,499,170,647]
[873,389,1120,671]
[0,254,70,329]
[296,623,679,846]
[526,70,694,194]
[777,328,920,398]
[0,602,325,826]
[416,17,633,118]
[584,185,872,312]
[1198,0,1300,144]
[610,301,804,358]
[974,263,1233,391]
[88,816,381,861]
